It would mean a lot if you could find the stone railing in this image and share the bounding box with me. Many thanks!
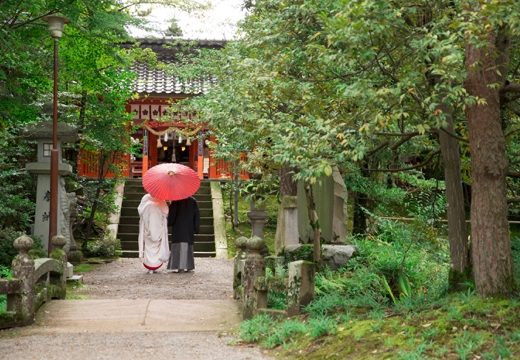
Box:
[234,236,315,320]
[0,235,67,329]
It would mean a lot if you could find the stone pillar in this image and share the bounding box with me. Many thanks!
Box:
[286,260,315,317]
[23,120,78,253]
[247,202,269,239]
[242,236,266,320]
[332,167,349,242]
[65,194,83,263]
[51,235,68,298]
[274,196,299,254]
[7,235,35,325]
[233,236,249,300]
[247,201,270,256]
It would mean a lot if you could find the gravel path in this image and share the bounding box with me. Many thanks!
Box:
[70,257,236,300]
[0,257,275,360]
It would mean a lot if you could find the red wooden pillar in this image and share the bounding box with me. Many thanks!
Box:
[142,129,149,177]
[149,132,158,168]
[197,137,203,179]
[209,136,217,179]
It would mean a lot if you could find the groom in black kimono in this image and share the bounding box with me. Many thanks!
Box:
[167,196,200,272]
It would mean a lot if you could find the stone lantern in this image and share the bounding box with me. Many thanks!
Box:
[23,108,78,254]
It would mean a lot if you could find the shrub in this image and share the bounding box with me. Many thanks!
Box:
[0,227,45,268]
[0,227,20,268]
[85,234,121,258]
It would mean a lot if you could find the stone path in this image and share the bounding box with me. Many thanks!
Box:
[0,258,274,360]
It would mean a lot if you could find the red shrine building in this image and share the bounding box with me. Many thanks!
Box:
[78,38,245,180]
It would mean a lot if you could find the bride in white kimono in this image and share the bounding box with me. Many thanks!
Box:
[138,194,171,273]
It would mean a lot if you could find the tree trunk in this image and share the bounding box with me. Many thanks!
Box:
[352,193,367,236]
[233,159,239,228]
[279,164,297,197]
[437,103,471,290]
[82,185,101,250]
[465,25,515,296]
[304,182,321,265]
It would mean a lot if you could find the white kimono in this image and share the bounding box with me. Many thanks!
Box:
[137,194,171,270]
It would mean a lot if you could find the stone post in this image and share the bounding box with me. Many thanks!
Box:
[274,196,299,254]
[247,201,269,240]
[247,201,270,256]
[65,195,83,263]
[242,236,266,320]
[22,120,78,254]
[286,260,315,317]
[50,235,67,298]
[7,235,35,325]
[233,236,249,300]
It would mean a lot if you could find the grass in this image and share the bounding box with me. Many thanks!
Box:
[73,262,102,273]
[232,209,520,359]
[66,280,90,300]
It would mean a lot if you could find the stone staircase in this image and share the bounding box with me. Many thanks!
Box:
[118,179,216,258]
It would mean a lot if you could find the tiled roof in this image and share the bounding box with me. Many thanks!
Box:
[121,38,226,96]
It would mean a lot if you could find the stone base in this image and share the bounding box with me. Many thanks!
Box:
[67,275,83,284]
[67,250,84,264]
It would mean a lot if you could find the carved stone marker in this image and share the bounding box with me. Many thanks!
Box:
[274,196,299,254]
[242,236,266,320]
[233,236,249,300]
[287,260,315,317]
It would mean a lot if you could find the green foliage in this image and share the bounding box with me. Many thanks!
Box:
[240,313,273,343]
[0,265,12,279]
[0,227,21,269]
[0,227,42,268]
[85,234,121,258]
[278,244,314,264]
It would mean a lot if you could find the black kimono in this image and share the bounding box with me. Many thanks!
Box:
[167,196,200,272]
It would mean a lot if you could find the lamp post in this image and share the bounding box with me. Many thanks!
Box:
[42,15,70,255]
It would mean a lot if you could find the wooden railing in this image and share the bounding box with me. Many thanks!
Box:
[0,235,67,329]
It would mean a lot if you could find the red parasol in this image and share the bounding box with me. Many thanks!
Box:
[142,163,200,201]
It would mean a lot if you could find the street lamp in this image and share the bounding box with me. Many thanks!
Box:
[42,15,70,254]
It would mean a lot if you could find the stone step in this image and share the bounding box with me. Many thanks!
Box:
[120,250,216,258]
[120,240,216,252]
[118,223,215,235]
[119,179,216,258]
[119,233,215,244]
[123,193,212,202]
[120,208,214,218]
[121,200,213,210]
[124,182,211,193]
[118,216,214,226]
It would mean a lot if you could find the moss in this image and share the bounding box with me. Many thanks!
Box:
[0,311,25,329]
[73,263,101,273]
[448,266,473,292]
[50,249,65,261]
[279,244,314,264]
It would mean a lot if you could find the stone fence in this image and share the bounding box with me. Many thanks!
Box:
[0,235,68,329]
[234,236,315,320]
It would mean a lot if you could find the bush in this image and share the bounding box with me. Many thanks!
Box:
[85,234,121,258]
[0,227,20,268]
[0,227,44,268]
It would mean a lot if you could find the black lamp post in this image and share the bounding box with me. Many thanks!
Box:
[42,14,70,255]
